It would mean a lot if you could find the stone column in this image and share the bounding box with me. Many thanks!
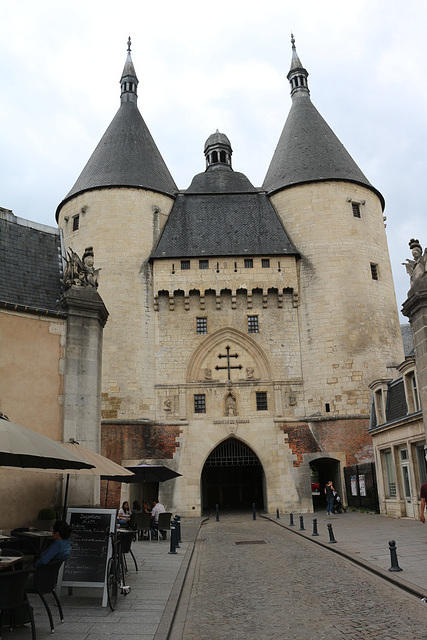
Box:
[402,275,427,439]
[59,286,108,506]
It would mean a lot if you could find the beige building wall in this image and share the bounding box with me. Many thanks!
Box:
[58,187,174,420]
[270,182,404,416]
[0,311,65,529]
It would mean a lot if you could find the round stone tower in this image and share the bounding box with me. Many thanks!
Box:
[56,39,177,420]
[263,36,404,418]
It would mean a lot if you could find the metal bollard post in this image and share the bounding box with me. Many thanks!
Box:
[388,540,402,572]
[312,518,319,536]
[327,522,337,543]
[289,513,295,526]
[276,508,280,519]
[299,515,305,531]
[169,520,177,554]
[216,504,219,522]
[252,503,256,520]
[173,516,180,548]
[175,515,182,543]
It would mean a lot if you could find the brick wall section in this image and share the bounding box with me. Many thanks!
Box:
[100,422,180,507]
[282,418,372,467]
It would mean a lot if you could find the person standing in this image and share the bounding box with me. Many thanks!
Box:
[420,482,427,522]
[324,481,335,515]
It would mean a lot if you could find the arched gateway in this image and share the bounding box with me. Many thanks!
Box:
[201,438,265,512]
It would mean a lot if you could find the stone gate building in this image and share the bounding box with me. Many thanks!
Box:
[55,37,404,515]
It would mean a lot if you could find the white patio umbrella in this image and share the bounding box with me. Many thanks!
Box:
[0,414,94,471]
[60,439,135,517]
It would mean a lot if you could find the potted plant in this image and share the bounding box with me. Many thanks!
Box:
[36,507,57,531]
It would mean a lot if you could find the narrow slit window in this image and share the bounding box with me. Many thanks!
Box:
[352,202,361,218]
[72,215,80,232]
[370,263,379,280]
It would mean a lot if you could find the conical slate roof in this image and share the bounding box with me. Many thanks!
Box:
[56,45,177,220]
[263,40,384,209]
[152,134,297,260]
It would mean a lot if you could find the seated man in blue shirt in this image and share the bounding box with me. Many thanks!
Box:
[36,520,72,565]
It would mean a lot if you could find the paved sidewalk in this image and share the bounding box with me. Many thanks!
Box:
[4,511,427,640]
[263,510,427,598]
[2,518,203,640]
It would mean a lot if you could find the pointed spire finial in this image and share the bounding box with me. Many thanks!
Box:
[291,33,296,51]
[127,36,131,54]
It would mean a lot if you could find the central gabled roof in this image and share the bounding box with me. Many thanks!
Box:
[152,133,298,260]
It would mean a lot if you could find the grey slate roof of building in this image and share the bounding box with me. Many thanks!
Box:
[0,214,63,313]
[56,101,177,219]
[262,95,384,208]
[152,165,298,259]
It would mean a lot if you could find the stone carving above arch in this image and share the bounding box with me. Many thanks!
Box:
[186,327,273,383]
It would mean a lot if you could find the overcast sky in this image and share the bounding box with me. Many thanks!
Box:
[1,1,426,319]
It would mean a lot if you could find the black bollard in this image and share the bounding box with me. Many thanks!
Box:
[299,515,305,531]
[173,516,180,548]
[327,522,337,543]
[312,518,319,536]
[175,515,182,543]
[216,504,219,522]
[289,513,295,526]
[252,503,256,520]
[276,508,280,519]
[169,520,177,554]
[388,540,402,572]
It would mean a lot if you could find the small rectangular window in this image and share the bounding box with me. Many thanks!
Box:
[247,315,259,333]
[384,450,396,498]
[194,394,206,413]
[199,259,209,270]
[196,317,207,334]
[352,202,361,218]
[256,391,268,411]
[244,258,253,269]
[72,215,80,231]
[181,260,190,270]
[262,259,270,268]
[370,263,379,280]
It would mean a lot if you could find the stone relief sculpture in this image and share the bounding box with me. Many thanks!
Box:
[204,368,212,381]
[64,246,100,289]
[225,393,237,416]
[403,238,427,285]
[164,398,172,412]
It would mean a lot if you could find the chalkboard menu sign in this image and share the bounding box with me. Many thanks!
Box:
[59,508,116,600]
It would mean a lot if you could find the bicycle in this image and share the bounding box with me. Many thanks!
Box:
[106,529,131,610]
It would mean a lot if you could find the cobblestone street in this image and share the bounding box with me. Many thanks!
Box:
[174,514,427,640]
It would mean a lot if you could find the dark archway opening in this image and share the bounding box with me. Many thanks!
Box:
[310,458,342,512]
[201,438,264,512]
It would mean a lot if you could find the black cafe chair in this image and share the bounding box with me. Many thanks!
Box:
[135,513,152,540]
[118,532,138,572]
[156,512,172,541]
[27,560,64,633]
[0,569,36,640]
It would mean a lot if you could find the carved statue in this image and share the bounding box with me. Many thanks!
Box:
[164,399,172,412]
[246,367,255,380]
[204,368,212,381]
[225,393,237,416]
[403,238,427,285]
[64,246,100,290]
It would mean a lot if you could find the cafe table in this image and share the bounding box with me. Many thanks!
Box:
[16,530,52,554]
[0,556,22,571]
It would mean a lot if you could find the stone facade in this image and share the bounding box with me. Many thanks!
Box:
[54,41,405,517]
